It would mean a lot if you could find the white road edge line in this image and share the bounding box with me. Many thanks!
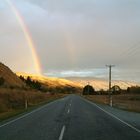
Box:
[59,125,66,140]
[85,99,140,133]
[0,100,57,128]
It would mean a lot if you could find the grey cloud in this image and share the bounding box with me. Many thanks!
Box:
[0,0,140,81]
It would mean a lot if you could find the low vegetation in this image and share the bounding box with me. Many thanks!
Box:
[0,62,140,122]
[0,88,66,121]
[19,75,42,90]
[82,84,140,112]
[0,62,82,122]
[83,89,140,112]
[127,86,140,94]
[18,74,82,94]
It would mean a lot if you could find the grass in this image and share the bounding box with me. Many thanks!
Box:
[0,109,24,122]
[83,93,140,113]
[0,97,60,122]
[0,88,67,122]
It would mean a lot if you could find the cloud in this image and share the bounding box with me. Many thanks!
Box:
[45,68,107,78]
[0,0,140,81]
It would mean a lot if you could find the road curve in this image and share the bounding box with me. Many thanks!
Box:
[0,95,140,140]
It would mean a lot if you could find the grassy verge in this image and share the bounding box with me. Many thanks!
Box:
[0,93,67,123]
[83,94,140,113]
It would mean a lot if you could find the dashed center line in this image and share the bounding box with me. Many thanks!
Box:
[59,125,66,140]
[59,101,71,140]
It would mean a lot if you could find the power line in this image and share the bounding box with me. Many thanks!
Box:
[118,41,140,60]
[114,41,140,65]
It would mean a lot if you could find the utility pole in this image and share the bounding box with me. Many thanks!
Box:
[106,65,115,107]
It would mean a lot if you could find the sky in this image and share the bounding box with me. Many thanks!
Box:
[0,0,140,82]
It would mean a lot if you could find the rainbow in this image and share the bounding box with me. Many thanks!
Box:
[6,0,42,75]
[60,18,77,66]
[63,29,76,65]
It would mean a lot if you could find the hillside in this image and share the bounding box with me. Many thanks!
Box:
[0,63,67,120]
[16,72,82,89]
[0,62,81,92]
[65,77,140,91]
[16,72,139,91]
[0,63,25,88]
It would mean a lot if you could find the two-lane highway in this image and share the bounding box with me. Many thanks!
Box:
[0,95,140,140]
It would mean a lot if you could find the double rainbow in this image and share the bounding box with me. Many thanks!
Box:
[6,0,77,75]
[6,0,42,75]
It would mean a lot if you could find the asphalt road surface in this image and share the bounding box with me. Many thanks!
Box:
[0,95,140,140]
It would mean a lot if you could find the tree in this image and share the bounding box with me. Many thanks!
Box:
[127,87,130,93]
[19,75,25,81]
[83,85,95,95]
[19,76,42,90]
[33,81,41,90]
[111,85,121,94]
[26,76,32,86]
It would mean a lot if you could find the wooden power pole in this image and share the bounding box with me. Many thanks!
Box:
[106,65,115,107]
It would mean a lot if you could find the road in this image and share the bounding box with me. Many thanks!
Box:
[0,95,140,140]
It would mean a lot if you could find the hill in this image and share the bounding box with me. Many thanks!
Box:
[16,73,82,93]
[0,63,25,88]
[0,63,67,119]
[65,77,140,91]
[16,73,139,91]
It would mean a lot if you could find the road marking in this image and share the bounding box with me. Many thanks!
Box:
[0,100,57,128]
[67,109,70,114]
[85,99,140,133]
[59,125,66,140]
[69,103,71,106]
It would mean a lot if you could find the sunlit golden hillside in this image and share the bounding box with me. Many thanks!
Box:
[16,72,82,89]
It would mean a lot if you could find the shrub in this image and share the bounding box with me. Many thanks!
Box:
[128,86,140,94]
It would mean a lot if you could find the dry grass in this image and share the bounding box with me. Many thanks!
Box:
[84,94,140,112]
[0,87,66,121]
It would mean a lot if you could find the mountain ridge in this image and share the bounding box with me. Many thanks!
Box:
[65,76,140,90]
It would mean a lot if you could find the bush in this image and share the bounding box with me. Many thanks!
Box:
[128,86,140,94]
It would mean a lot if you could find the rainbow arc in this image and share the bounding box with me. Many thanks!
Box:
[6,0,41,75]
